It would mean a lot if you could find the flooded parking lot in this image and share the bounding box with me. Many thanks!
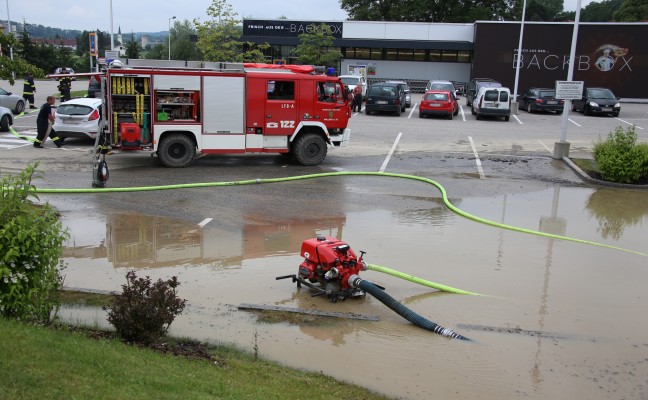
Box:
[3,90,647,399]
[53,175,648,400]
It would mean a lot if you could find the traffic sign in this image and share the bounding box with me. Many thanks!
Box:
[89,32,98,56]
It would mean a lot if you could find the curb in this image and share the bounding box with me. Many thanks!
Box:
[562,157,648,189]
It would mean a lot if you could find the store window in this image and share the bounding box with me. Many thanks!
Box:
[458,51,472,63]
[397,49,414,61]
[414,49,426,61]
[429,50,441,62]
[441,50,458,62]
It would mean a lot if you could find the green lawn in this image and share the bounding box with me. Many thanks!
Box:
[0,318,390,400]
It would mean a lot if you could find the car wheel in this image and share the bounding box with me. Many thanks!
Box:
[396,107,401,116]
[471,106,476,116]
[583,105,591,116]
[453,107,459,116]
[0,114,10,131]
[448,112,453,120]
[571,102,577,112]
[14,100,25,115]
[419,113,424,118]
[157,133,196,168]
[476,114,482,120]
[465,97,471,106]
[556,111,563,115]
[292,132,327,166]
[612,112,619,117]
[504,116,510,121]
[526,103,532,113]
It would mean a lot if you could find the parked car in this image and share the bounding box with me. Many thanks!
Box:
[0,87,26,114]
[385,80,411,107]
[0,106,14,132]
[365,82,407,116]
[52,98,103,140]
[466,78,501,107]
[518,88,564,114]
[419,90,455,120]
[339,75,367,99]
[426,80,458,98]
[472,86,511,121]
[425,80,459,115]
[87,74,102,98]
[572,87,621,117]
[53,67,76,80]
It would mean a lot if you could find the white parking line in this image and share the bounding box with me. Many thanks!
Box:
[379,132,402,173]
[197,218,213,228]
[568,118,581,127]
[468,136,485,179]
[615,117,644,129]
[537,140,552,154]
[512,114,523,124]
[460,105,466,121]
[408,104,418,118]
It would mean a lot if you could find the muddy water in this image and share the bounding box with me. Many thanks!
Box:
[56,185,648,400]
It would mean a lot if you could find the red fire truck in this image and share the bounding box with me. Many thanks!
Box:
[96,61,351,167]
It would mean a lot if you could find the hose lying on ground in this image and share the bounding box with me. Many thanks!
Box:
[349,274,470,340]
[367,263,481,296]
[26,171,646,257]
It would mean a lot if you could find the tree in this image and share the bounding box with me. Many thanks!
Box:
[340,0,516,22]
[292,24,343,67]
[523,0,564,21]
[0,31,42,83]
[194,0,268,62]
[613,0,648,21]
[125,32,140,59]
[144,44,166,60]
[170,19,202,61]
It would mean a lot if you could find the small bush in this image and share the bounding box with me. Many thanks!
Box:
[0,163,68,324]
[103,271,186,344]
[593,126,648,184]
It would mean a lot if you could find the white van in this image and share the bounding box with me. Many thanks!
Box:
[339,75,367,98]
[472,86,511,121]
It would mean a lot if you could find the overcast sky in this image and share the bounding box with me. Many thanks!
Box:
[3,0,599,35]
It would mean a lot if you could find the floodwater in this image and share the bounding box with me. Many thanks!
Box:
[54,183,648,400]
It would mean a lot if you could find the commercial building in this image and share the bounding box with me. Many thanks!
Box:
[242,19,647,98]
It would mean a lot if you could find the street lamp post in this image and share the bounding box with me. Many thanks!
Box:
[168,16,176,60]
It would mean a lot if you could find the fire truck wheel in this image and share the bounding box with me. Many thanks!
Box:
[158,133,196,168]
[292,133,328,166]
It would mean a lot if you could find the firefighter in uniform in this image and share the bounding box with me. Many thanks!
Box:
[352,84,363,112]
[22,72,37,109]
[58,70,72,102]
[34,96,64,148]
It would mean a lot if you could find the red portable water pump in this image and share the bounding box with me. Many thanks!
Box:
[276,235,368,302]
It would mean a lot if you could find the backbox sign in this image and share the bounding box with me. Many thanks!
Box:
[472,22,648,98]
[243,19,343,38]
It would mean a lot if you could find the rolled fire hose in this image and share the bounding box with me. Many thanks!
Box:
[349,274,469,340]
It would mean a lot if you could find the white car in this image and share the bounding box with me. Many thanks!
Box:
[471,86,511,121]
[339,75,367,98]
[52,98,102,140]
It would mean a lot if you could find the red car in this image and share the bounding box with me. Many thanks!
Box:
[419,90,457,119]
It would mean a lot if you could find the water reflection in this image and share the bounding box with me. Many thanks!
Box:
[64,213,347,270]
[586,188,648,240]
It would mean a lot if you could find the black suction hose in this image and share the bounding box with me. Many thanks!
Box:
[349,275,469,341]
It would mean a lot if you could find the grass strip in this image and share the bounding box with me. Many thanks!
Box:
[0,318,390,400]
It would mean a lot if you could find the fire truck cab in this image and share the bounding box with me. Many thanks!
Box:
[101,62,351,167]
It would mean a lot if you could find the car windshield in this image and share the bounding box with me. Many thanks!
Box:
[340,77,360,85]
[369,86,397,97]
[57,104,94,116]
[539,90,555,98]
[425,93,448,101]
[588,89,616,99]
[430,83,454,91]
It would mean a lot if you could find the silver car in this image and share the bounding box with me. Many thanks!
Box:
[0,87,26,114]
[0,105,13,132]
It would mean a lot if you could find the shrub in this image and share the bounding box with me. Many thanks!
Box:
[0,163,68,324]
[103,271,186,344]
[593,126,648,184]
